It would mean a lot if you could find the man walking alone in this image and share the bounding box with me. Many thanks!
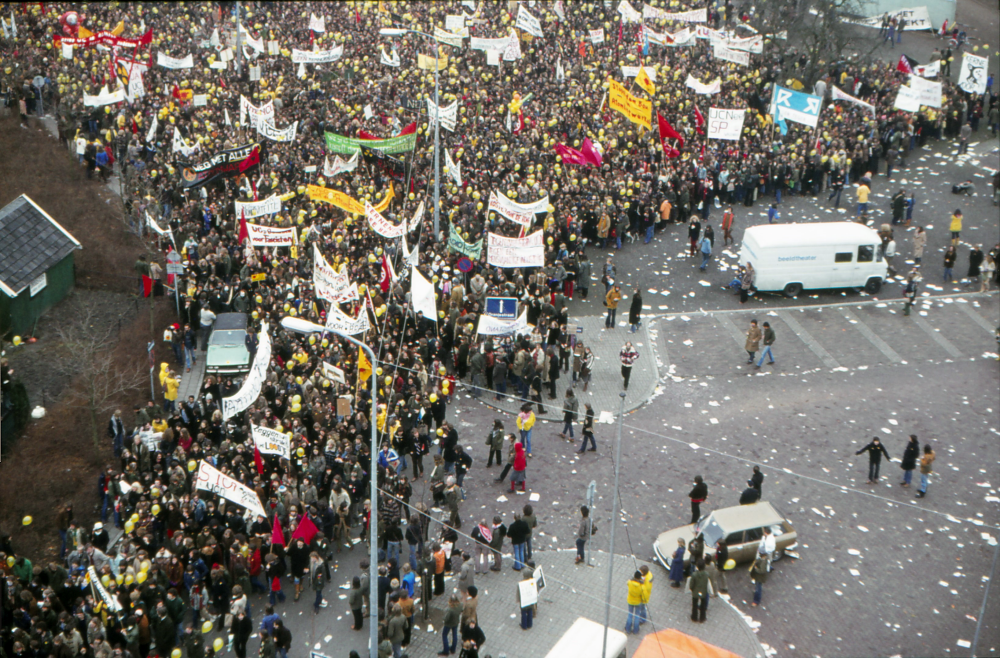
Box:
[856,437,891,484]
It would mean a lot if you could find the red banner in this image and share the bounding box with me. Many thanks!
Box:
[55,28,152,49]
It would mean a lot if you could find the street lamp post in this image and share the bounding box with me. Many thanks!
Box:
[602,392,627,658]
[380,28,441,240]
[279,317,378,653]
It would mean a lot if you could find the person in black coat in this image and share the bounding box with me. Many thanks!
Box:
[750,466,764,497]
[899,434,920,488]
[231,611,253,658]
[739,482,761,505]
[628,290,643,333]
[856,437,891,484]
[688,475,708,525]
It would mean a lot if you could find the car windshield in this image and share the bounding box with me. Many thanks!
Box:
[210,330,246,346]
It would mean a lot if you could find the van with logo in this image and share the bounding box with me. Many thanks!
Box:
[738,222,887,297]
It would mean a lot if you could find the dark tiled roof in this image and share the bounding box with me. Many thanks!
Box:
[0,195,81,296]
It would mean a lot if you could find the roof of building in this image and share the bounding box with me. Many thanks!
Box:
[0,195,82,297]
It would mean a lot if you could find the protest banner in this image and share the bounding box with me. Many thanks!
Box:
[642,5,707,21]
[325,307,370,335]
[291,45,343,63]
[324,150,360,177]
[177,142,262,189]
[589,28,605,44]
[713,44,749,65]
[257,119,299,142]
[831,86,875,114]
[685,75,722,95]
[196,461,266,517]
[245,223,295,247]
[608,77,652,129]
[957,53,988,95]
[707,108,746,140]
[157,52,194,69]
[488,190,549,227]
[908,75,942,108]
[324,131,416,155]
[235,195,282,220]
[516,5,544,36]
[487,231,545,268]
[222,328,271,421]
[252,424,291,459]
[240,96,274,129]
[83,86,126,107]
[365,201,406,238]
[477,309,530,336]
[448,223,484,258]
[322,362,347,384]
[846,6,933,30]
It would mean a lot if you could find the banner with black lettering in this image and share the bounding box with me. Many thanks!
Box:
[176,142,263,188]
[252,424,291,459]
[235,195,282,219]
[361,145,407,181]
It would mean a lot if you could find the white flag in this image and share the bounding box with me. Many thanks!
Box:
[445,150,463,186]
[957,53,988,95]
[380,46,401,67]
[515,5,544,37]
[225,108,232,126]
[408,199,426,232]
[323,150,360,177]
[145,115,158,143]
[402,232,419,267]
[410,267,438,321]
[309,13,326,33]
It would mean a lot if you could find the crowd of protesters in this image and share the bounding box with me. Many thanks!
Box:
[1,0,997,657]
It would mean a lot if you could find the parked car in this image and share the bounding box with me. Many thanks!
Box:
[652,502,797,569]
[205,313,250,376]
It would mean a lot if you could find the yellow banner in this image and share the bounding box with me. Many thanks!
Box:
[251,272,267,282]
[418,53,449,71]
[636,67,656,96]
[307,183,393,215]
[608,78,651,130]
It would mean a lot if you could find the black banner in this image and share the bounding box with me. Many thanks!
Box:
[176,142,264,189]
[398,95,423,112]
[360,145,407,182]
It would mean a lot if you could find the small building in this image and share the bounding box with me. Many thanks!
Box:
[0,195,82,338]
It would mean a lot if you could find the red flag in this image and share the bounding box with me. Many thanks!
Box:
[398,121,417,136]
[131,117,138,134]
[254,445,264,475]
[250,176,259,202]
[291,515,319,544]
[657,112,685,148]
[581,138,603,167]
[271,515,285,546]
[693,106,705,135]
[239,208,249,244]
[239,145,260,173]
[141,275,153,298]
[896,54,914,75]
[554,142,588,166]
[379,255,392,293]
[357,129,380,140]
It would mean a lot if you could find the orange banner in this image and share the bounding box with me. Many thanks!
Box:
[608,77,651,129]
[308,182,393,215]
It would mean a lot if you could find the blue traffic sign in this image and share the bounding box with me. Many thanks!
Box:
[485,297,518,320]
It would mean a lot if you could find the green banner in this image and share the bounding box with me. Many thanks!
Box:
[447,223,483,259]
[324,131,417,155]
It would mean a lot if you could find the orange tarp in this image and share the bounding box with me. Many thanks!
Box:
[633,629,743,658]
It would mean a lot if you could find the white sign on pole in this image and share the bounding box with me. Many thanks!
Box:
[892,85,921,113]
[713,44,749,65]
[487,231,545,268]
[488,191,548,227]
[707,108,746,140]
[252,424,291,459]
[516,5,544,37]
[908,75,942,108]
[322,362,347,384]
[157,53,194,69]
[589,28,605,44]
[235,195,282,219]
[957,53,988,95]
[195,461,267,517]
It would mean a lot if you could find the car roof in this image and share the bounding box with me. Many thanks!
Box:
[704,502,784,532]
[214,313,247,331]
[744,222,880,249]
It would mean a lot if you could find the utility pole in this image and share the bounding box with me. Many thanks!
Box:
[234,0,241,75]
[432,44,441,241]
[601,392,627,658]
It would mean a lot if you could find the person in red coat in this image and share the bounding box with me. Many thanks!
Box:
[510,442,527,493]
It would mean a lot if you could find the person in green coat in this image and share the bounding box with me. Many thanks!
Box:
[183,627,205,658]
[750,554,769,607]
[348,576,364,630]
[258,631,276,658]
[386,603,407,656]
[688,560,710,623]
[439,594,462,656]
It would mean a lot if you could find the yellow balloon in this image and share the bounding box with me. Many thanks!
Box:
[136,571,147,585]
[21,515,32,526]
[124,521,135,533]
[202,621,213,634]
[171,650,182,658]
[151,504,161,516]
[213,640,225,653]
[116,574,124,585]
[724,559,736,571]
[429,393,438,403]
[296,447,305,458]
[125,574,134,586]
[6,557,14,567]
[101,575,111,587]
[140,560,151,572]
[12,336,22,346]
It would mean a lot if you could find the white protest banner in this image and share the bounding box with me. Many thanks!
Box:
[402,232,420,267]
[488,191,531,227]
[324,150,360,177]
[408,199,426,232]
[471,36,509,51]
[61,42,73,59]
[309,13,326,32]
[707,108,746,140]
[193,94,208,107]
[893,85,921,113]
[695,25,725,40]
[322,362,347,384]
[516,5,544,36]
[621,66,658,81]
[325,307,370,335]
[145,115,158,143]
[157,52,194,69]
[380,47,401,67]
[291,45,343,63]
[725,34,763,53]
[714,44,749,65]
[553,0,566,20]
[846,6,932,30]
[908,75,942,108]
[831,85,875,114]
[237,24,264,53]
[235,195,282,220]
[434,26,466,48]
[589,28,605,44]
[210,60,228,70]
[617,0,643,23]
[488,231,545,268]
[643,5,707,22]
[685,75,722,95]
[667,27,693,46]
[252,424,291,459]
[914,60,940,78]
[645,26,667,45]
[172,127,200,157]
[240,96,274,129]
[426,98,458,132]
[503,28,522,61]
[365,201,406,238]
[445,150,463,186]
[87,566,123,612]
[83,85,125,107]
[313,245,354,304]
[196,461,266,517]
[410,267,438,321]
[144,212,174,247]
[246,223,296,246]
[477,309,530,336]
[223,328,271,421]
[114,58,148,103]
[446,15,467,32]
[486,49,501,66]
[257,118,299,142]
[957,53,988,95]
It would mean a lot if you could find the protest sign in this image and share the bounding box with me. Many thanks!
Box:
[196,461,266,517]
[707,108,746,140]
[487,231,545,268]
[252,424,291,459]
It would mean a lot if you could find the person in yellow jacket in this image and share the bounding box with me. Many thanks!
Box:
[638,565,653,628]
[516,406,536,456]
[949,209,962,246]
[163,371,179,415]
[605,284,622,329]
[625,570,645,634]
[158,362,169,388]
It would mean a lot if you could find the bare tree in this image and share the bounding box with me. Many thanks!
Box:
[55,306,146,453]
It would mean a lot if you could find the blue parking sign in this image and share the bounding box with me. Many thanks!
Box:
[485,297,518,320]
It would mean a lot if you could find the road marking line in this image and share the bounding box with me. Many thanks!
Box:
[715,314,751,352]
[911,315,963,358]
[956,302,997,336]
[841,309,903,363]
[776,311,842,369]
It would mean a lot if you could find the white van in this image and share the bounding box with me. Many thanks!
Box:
[738,222,887,297]
[544,617,628,658]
